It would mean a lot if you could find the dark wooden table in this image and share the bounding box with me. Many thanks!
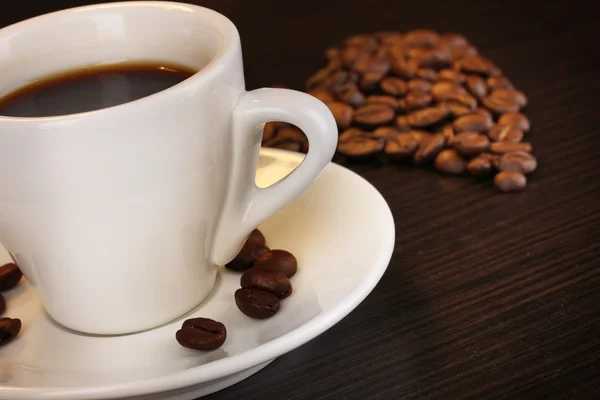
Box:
[2,1,599,399]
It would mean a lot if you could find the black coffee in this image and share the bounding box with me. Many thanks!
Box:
[0,62,197,118]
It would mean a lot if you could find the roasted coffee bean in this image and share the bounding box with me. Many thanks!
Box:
[241,268,292,298]
[176,317,227,351]
[414,133,445,164]
[404,29,439,47]
[443,92,477,110]
[408,79,432,93]
[488,124,524,142]
[384,133,419,160]
[431,81,466,102]
[324,47,340,61]
[442,101,474,118]
[467,153,495,177]
[494,171,527,192]
[490,141,532,154]
[276,126,306,143]
[360,70,386,92]
[410,130,434,145]
[465,75,488,98]
[323,70,354,90]
[441,33,468,47]
[449,43,478,61]
[439,124,455,143]
[407,106,450,127]
[498,112,530,132]
[457,55,501,77]
[225,235,270,272]
[306,68,335,89]
[490,88,527,108]
[308,88,335,104]
[336,83,367,108]
[395,115,411,131]
[366,95,399,110]
[339,127,366,142]
[344,34,378,49]
[327,101,354,130]
[0,294,5,314]
[487,76,513,90]
[0,317,21,346]
[268,140,301,152]
[262,122,278,143]
[435,149,467,175]
[353,104,395,127]
[438,69,466,83]
[454,133,489,157]
[450,131,479,147]
[453,113,493,133]
[496,151,537,174]
[380,77,408,96]
[337,137,385,159]
[247,229,266,247]
[253,249,298,278]
[351,57,391,75]
[400,92,432,111]
[342,46,369,68]
[235,288,281,319]
[373,127,401,141]
[416,68,438,81]
[0,263,22,292]
[391,59,419,79]
[482,95,520,114]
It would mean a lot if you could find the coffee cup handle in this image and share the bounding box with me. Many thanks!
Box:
[210,88,338,265]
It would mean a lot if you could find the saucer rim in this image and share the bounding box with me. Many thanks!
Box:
[0,148,395,399]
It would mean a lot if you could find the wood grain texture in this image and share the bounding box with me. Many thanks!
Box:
[1,1,599,399]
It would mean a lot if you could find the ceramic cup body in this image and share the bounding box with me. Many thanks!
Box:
[0,2,337,334]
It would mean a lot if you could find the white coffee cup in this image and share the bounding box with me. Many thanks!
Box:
[0,1,337,335]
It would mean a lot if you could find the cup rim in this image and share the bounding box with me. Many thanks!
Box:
[0,1,239,123]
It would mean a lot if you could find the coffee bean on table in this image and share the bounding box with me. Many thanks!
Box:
[488,124,524,142]
[435,149,467,175]
[467,153,496,177]
[490,141,532,154]
[0,317,21,347]
[498,112,530,132]
[384,133,419,161]
[0,294,5,314]
[494,171,527,192]
[353,103,395,127]
[235,288,281,319]
[496,151,537,174]
[337,137,385,160]
[176,317,227,351]
[0,263,23,292]
[253,249,298,278]
[265,29,536,192]
[241,268,292,299]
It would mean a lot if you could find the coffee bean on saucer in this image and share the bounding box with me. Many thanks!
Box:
[175,317,226,351]
[0,294,5,314]
[235,288,281,319]
[241,268,292,299]
[435,149,467,175]
[0,263,23,292]
[0,317,21,347]
[225,233,270,272]
[254,249,298,278]
[494,171,527,192]
[496,151,537,174]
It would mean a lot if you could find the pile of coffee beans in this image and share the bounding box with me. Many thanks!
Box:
[261,29,537,192]
[0,262,23,347]
[175,229,298,351]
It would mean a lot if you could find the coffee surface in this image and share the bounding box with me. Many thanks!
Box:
[0,62,196,117]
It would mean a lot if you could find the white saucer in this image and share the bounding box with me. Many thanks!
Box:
[0,148,395,400]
